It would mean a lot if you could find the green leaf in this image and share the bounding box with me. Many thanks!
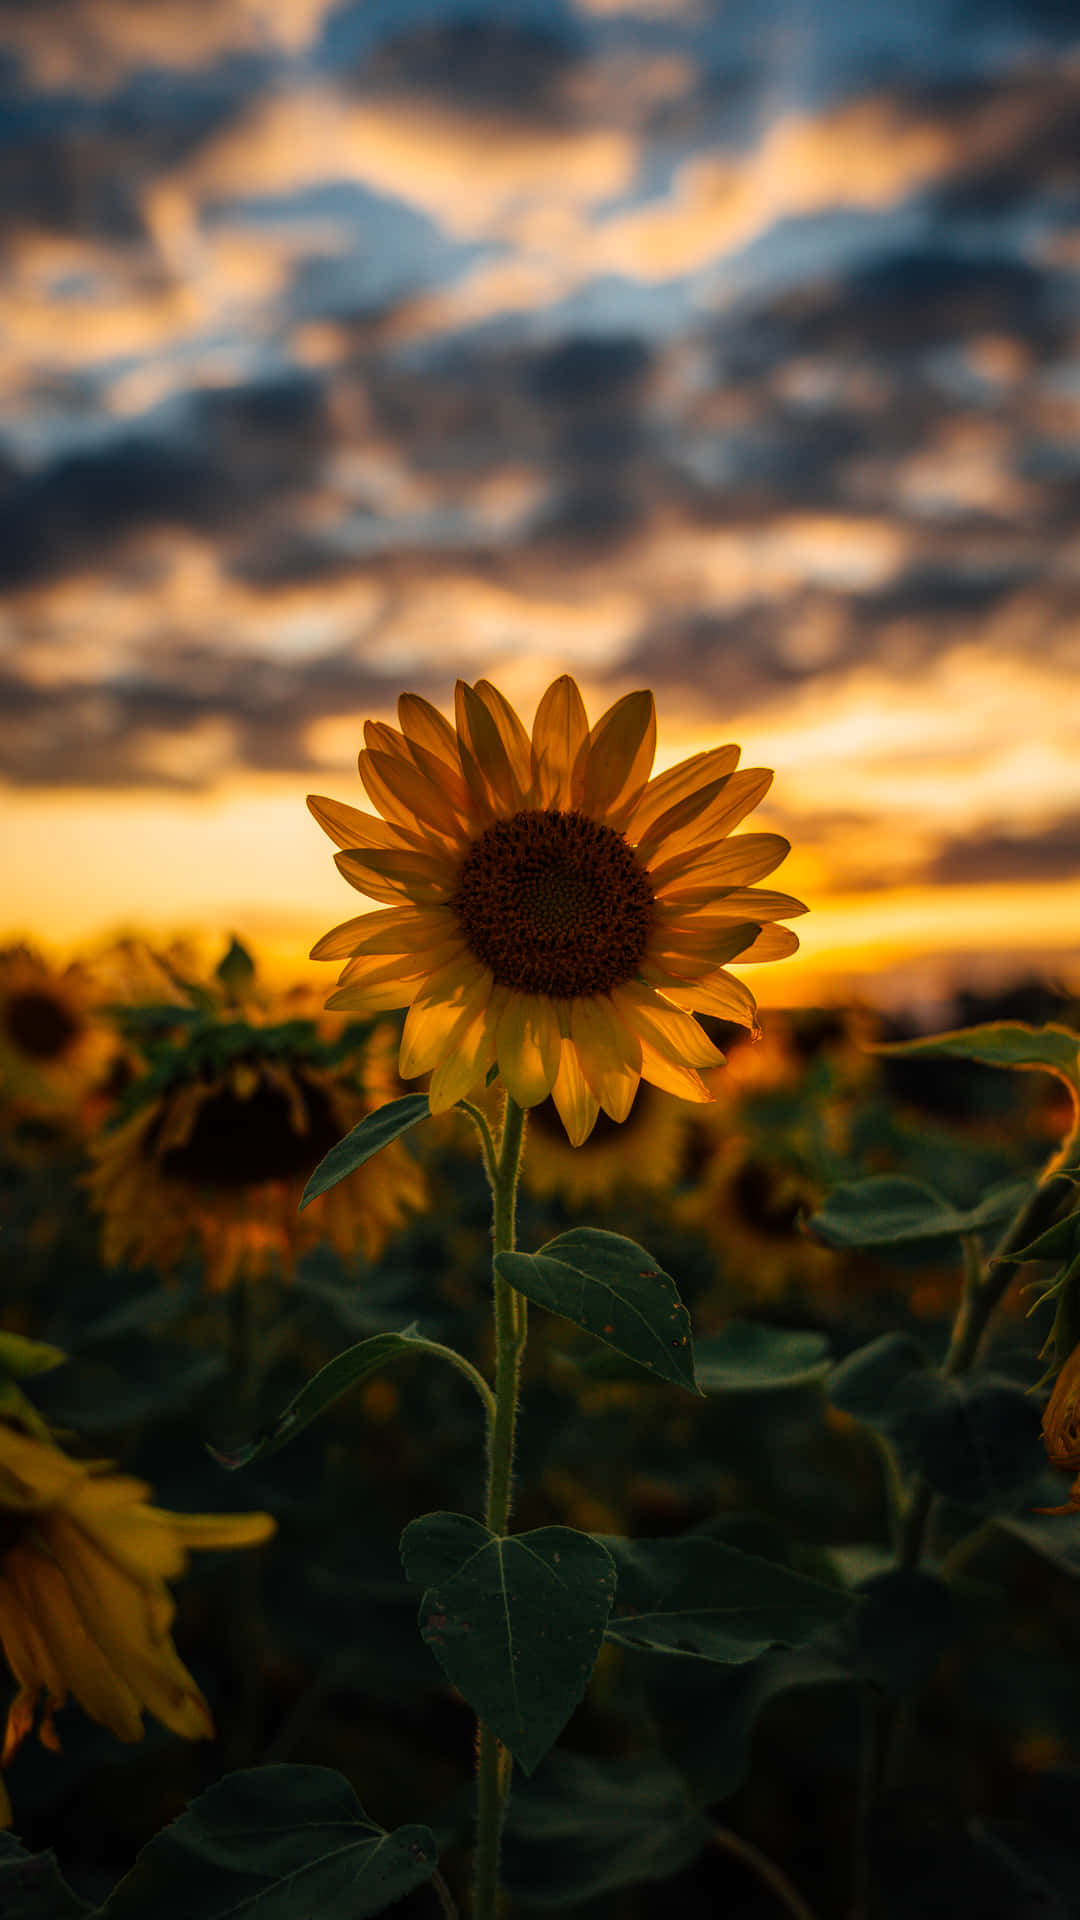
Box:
[494,1230,700,1393]
[598,1535,855,1664]
[830,1337,1045,1511]
[1013,1211,1080,1266]
[97,1765,437,1919]
[808,1175,1031,1250]
[694,1323,830,1393]
[0,1836,90,1918]
[0,1334,66,1380]
[871,1020,1080,1104]
[400,1513,617,1774]
[501,1751,710,1909]
[211,1327,434,1467]
[299,1095,431,1211]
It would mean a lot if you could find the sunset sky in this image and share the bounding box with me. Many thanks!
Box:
[1,0,1077,1012]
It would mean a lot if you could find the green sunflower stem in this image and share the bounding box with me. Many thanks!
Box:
[473,1092,528,1920]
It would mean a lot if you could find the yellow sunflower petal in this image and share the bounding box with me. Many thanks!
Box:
[428,1003,498,1112]
[653,833,792,898]
[582,689,657,825]
[636,1040,714,1103]
[627,745,742,837]
[311,906,455,962]
[337,948,457,991]
[655,888,808,927]
[495,993,561,1107]
[358,749,471,847]
[399,959,494,1078]
[550,1038,601,1146]
[306,795,420,853]
[474,681,533,798]
[7,1546,145,1743]
[644,921,762,977]
[334,847,456,905]
[530,674,590,809]
[631,775,736,867]
[398,691,461,769]
[658,968,759,1027]
[645,769,774,884]
[725,924,801,963]
[569,996,641,1122]
[610,978,726,1071]
[160,1510,276,1552]
[325,975,428,1014]
[45,1515,213,1741]
[456,680,520,817]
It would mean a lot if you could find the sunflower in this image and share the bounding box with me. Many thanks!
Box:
[0,945,117,1122]
[87,1012,426,1292]
[0,1420,273,1823]
[308,676,805,1142]
[521,1083,691,1209]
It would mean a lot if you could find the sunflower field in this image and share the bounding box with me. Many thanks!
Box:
[3,679,1080,1920]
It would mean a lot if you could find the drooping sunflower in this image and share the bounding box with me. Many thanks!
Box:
[87,990,426,1291]
[308,676,806,1142]
[0,1420,273,1823]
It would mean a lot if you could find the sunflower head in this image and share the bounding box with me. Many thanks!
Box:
[0,945,118,1127]
[308,676,805,1143]
[0,1419,273,1823]
[87,982,425,1290]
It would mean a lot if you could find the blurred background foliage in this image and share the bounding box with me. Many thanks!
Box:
[2,935,1079,1914]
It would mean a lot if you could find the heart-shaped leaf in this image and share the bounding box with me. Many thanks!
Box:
[401,1513,616,1774]
[694,1323,830,1393]
[807,1176,1030,1251]
[97,1765,437,1919]
[495,1230,699,1392]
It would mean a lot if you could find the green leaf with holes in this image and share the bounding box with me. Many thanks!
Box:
[597,1535,855,1665]
[97,1765,437,1919]
[495,1230,699,1392]
[299,1094,431,1210]
[400,1513,617,1775]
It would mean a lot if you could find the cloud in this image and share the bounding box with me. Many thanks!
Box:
[0,0,333,92]
[927,814,1080,886]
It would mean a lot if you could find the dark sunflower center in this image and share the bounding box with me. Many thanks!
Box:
[453,809,654,997]
[4,990,81,1061]
[152,1069,343,1190]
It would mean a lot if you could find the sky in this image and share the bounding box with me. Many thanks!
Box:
[0,0,1078,1011]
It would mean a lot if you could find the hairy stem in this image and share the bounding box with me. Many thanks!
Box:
[473,1094,527,1920]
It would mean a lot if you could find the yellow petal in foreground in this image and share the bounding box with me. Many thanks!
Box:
[0,1424,274,1815]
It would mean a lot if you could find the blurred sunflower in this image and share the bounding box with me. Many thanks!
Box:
[0,1420,273,1823]
[309,675,805,1143]
[87,968,426,1290]
[0,945,117,1122]
[522,1084,690,1209]
[677,1136,834,1308]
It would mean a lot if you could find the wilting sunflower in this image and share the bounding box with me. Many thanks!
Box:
[0,1420,273,1822]
[0,944,117,1122]
[522,1084,690,1209]
[87,1005,426,1291]
[1037,1343,1080,1515]
[309,676,805,1142]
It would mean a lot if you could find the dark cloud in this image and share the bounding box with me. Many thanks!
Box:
[0,372,328,588]
[927,815,1080,886]
[349,16,587,123]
